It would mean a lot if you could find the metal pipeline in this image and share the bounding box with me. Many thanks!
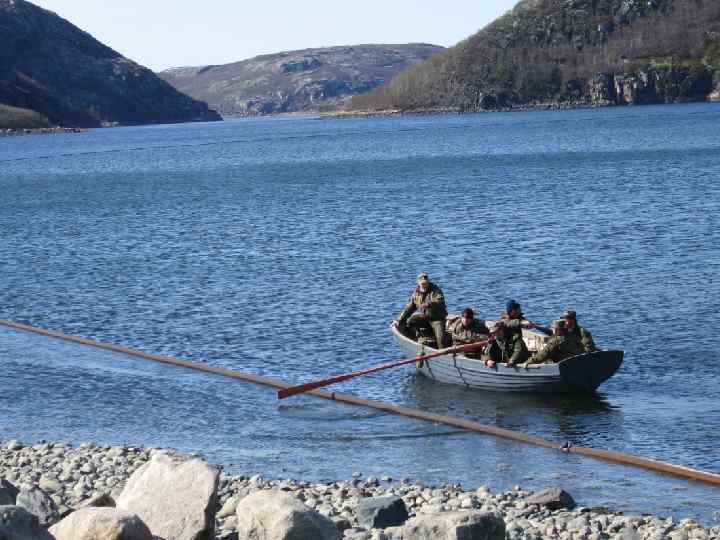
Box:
[2,319,719,487]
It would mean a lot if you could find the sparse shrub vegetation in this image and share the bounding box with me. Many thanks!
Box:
[349,0,720,111]
[0,104,50,129]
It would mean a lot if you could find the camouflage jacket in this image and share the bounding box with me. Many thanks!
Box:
[398,283,448,323]
[501,314,525,341]
[482,334,529,365]
[568,324,596,353]
[530,333,583,364]
[450,318,489,345]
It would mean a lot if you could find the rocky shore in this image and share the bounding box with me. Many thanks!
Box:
[0,127,85,137]
[0,439,717,540]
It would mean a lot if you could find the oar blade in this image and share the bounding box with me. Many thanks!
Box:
[278,380,330,399]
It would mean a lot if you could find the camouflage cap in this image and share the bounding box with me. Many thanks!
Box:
[416,272,429,283]
[560,309,577,320]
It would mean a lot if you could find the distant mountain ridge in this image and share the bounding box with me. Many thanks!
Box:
[159,44,444,116]
[349,0,720,112]
[0,0,220,128]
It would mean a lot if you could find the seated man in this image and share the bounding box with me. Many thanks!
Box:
[482,320,529,368]
[523,319,583,366]
[396,272,448,348]
[560,309,596,353]
[449,308,489,358]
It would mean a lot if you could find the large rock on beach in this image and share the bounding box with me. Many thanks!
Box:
[387,511,505,540]
[524,487,576,510]
[116,452,219,540]
[235,490,340,540]
[0,480,18,505]
[0,505,53,540]
[16,486,59,527]
[357,496,409,529]
[49,507,152,540]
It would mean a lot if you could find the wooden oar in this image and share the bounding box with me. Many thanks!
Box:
[277,340,489,400]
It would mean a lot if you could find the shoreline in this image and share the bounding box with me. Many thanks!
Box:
[0,126,85,137]
[320,99,720,120]
[1,439,717,539]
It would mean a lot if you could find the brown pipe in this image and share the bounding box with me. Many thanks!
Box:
[2,319,719,487]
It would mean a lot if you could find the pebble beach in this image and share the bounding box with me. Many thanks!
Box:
[1,439,718,540]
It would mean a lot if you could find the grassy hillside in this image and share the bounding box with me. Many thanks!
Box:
[350,0,720,111]
[0,103,50,129]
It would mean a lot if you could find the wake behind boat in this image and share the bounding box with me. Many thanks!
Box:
[391,322,623,393]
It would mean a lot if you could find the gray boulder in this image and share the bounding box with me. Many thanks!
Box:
[0,481,19,506]
[386,511,505,540]
[116,452,219,540]
[235,490,340,540]
[49,507,152,540]
[16,486,59,527]
[524,488,576,510]
[357,496,409,529]
[0,505,54,540]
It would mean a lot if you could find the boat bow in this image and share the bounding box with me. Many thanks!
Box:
[558,350,624,392]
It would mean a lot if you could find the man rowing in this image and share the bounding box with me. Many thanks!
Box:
[521,319,583,366]
[482,320,529,368]
[396,272,448,349]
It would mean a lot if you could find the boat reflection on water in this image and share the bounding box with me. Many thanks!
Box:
[400,373,621,448]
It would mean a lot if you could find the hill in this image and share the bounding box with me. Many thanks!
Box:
[0,0,220,129]
[159,44,444,116]
[349,0,720,112]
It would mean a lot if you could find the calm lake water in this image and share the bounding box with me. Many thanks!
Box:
[1,104,719,522]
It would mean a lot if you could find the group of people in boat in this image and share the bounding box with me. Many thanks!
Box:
[394,272,596,368]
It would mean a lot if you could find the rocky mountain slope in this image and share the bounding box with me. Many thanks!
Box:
[349,0,720,112]
[0,0,220,129]
[159,44,444,116]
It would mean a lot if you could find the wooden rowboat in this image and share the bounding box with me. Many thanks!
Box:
[391,322,623,393]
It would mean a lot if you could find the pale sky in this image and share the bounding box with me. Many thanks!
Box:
[30,0,519,72]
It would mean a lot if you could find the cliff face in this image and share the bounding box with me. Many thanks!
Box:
[0,0,220,128]
[349,0,720,112]
[159,44,444,116]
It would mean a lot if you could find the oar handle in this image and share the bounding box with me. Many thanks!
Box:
[277,340,488,399]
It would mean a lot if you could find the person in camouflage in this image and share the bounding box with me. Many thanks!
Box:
[449,308,489,358]
[500,300,539,341]
[396,272,448,348]
[522,319,583,366]
[482,320,529,368]
[560,309,596,353]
